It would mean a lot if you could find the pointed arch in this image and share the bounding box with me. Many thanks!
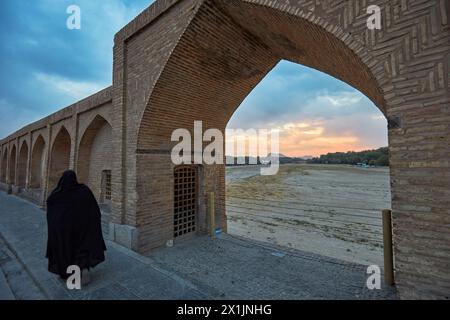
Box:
[49,126,71,191]
[77,115,112,200]
[77,115,113,235]
[9,145,17,185]
[17,140,29,188]
[1,147,7,183]
[30,135,46,189]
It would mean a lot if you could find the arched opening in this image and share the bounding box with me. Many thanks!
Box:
[17,141,29,188]
[30,135,46,189]
[49,127,71,191]
[9,145,16,185]
[77,115,113,234]
[225,61,389,266]
[77,115,113,202]
[1,148,7,183]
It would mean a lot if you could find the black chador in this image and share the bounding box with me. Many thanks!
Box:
[46,170,106,279]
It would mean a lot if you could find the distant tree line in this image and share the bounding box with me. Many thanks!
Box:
[307,147,389,166]
[225,156,262,166]
[225,155,306,166]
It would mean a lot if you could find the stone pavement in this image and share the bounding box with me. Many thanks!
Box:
[0,191,397,300]
[0,245,15,300]
[0,191,206,300]
[150,235,398,299]
[0,234,45,299]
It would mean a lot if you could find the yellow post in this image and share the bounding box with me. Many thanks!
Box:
[209,192,215,238]
[382,209,395,286]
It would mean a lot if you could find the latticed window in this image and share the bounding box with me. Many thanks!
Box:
[174,166,197,238]
[101,170,112,202]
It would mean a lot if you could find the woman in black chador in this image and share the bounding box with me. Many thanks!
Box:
[46,170,106,281]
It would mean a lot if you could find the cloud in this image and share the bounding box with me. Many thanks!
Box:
[297,90,379,119]
[274,114,387,157]
[0,99,43,138]
[0,0,153,139]
[227,61,388,156]
[34,72,106,100]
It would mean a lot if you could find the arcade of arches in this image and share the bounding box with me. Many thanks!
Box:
[0,0,449,299]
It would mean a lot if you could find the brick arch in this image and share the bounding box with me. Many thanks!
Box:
[0,147,7,183]
[48,126,71,191]
[9,144,17,185]
[17,140,29,188]
[77,115,113,201]
[78,114,112,149]
[237,0,391,107]
[137,0,388,150]
[30,135,46,189]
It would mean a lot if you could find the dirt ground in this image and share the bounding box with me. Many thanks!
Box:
[226,164,391,266]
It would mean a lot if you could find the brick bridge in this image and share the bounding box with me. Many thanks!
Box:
[0,0,449,299]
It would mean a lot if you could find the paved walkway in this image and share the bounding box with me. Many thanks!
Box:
[0,242,15,300]
[0,191,205,300]
[0,191,397,300]
[0,234,45,299]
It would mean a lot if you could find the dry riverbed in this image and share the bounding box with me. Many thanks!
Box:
[226,164,391,266]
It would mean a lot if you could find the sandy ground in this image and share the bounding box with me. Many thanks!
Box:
[226,164,391,266]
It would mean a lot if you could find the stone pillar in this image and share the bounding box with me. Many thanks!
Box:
[14,138,18,187]
[42,124,52,206]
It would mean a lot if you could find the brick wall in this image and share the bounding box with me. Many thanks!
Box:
[0,148,7,182]
[111,0,201,231]
[86,122,113,201]
[48,127,71,192]
[30,135,46,189]
[8,145,16,185]
[17,141,29,187]
[0,89,113,207]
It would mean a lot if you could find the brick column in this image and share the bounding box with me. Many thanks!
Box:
[42,124,52,206]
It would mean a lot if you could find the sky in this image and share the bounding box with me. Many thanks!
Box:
[0,0,388,157]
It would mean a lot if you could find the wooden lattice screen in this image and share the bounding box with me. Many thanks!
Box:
[174,166,197,238]
[101,170,112,202]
